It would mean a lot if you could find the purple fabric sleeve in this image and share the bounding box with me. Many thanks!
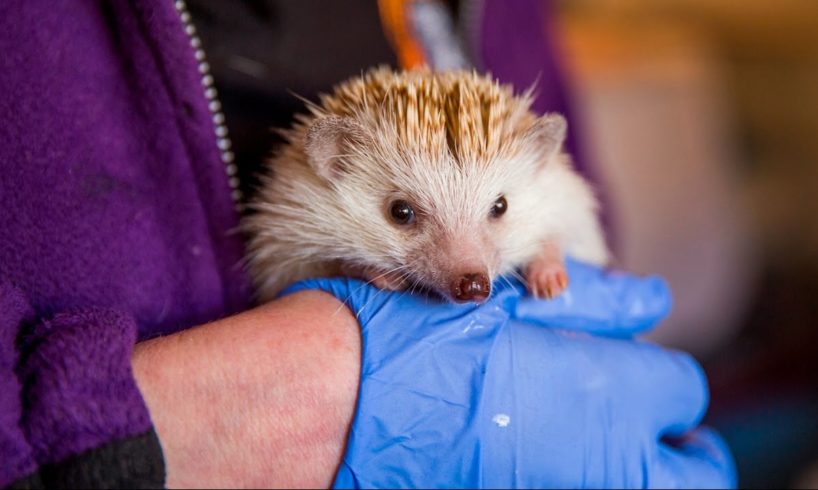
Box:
[1,280,155,486]
[17,308,153,470]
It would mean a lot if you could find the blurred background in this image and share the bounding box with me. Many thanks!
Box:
[557,2,818,487]
[187,1,818,487]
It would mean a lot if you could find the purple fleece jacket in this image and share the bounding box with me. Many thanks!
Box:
[0,0,594,486]
[0,0,250,485]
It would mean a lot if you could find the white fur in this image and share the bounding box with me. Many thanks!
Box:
[242,72,608,302]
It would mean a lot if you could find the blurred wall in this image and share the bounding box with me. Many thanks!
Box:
[554,0,818,358]
[553,2,818,486]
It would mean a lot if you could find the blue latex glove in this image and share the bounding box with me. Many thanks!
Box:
[281,258,736,488]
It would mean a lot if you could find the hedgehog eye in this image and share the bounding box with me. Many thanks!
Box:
[490,195,508,219]
[389,200,416,225]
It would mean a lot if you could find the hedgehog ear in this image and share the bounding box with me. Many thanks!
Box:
[305,116,367,180]
[526,113,567,163]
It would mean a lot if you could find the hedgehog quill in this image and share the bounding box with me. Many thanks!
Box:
[243,67,609,304]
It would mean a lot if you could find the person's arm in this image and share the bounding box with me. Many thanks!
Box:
[5,259,735,489]
[1,284,358,490]
[132,290,360,488]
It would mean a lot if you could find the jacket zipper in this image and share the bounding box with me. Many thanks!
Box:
[173,0,243,209]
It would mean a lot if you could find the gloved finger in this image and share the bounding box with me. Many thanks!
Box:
[618,344,709,436]
[652,427,738,489]
[511,257,672,337]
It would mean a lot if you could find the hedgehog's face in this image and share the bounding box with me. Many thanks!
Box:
[373,169,509,303]
[304,113,567,303]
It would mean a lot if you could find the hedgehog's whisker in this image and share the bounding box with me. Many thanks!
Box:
[333,262,417,317]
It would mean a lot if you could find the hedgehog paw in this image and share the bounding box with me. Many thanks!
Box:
[526,257,568,300]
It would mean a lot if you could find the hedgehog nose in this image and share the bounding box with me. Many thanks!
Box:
[453,273,491,303]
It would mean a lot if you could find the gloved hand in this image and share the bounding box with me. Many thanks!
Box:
[281,258,737,489]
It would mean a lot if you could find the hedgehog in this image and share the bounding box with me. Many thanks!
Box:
[242,67,609,304]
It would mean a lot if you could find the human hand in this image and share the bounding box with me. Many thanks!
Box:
[282,259,736,488]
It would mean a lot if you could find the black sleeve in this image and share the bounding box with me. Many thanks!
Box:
[7,430,165,490]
